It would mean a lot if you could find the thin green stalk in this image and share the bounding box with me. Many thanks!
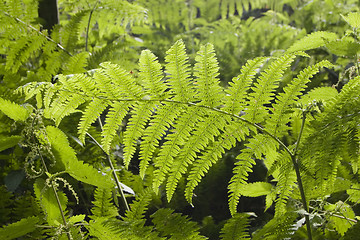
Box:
[37,148,72,240]
[3,12,72,57]
[86,132,130,212]
[291,112,312,240]
[85,1,98,52]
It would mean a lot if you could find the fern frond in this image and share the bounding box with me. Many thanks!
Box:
[245,54,296,123]
[0,97,30,122]
[152,106,203,194]
[151,208,206,240]
[165,39,194,102]
[100,62,143,99]
[185,122,249,204]
[252,211,298,240]
[60,10,88,51]
[91,187,118,219]
[274,151,297,217]
[139,102,183,178]
[220,213,251,240]
[266,60,333,137]
[223,57,267,114]
[194,43,223,107]
[228,134,277,216]
[87,217,122,240]
[5,33,46,73]
[62,52,90,74]
[123,101,156,168]
[287,31,338,53]
[138,49,166,97]
[166,111,229,201]
[123,189,153,221]
[102,101,132,154]
[0,216,39,240]
[78,98,109,143]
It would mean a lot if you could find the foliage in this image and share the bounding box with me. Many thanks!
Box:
[1,0,360,239]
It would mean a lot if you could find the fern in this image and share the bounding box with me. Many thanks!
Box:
[91,187,118,219]
[220,213,251,240]
[151,208,206,240]
[0,97,30,122]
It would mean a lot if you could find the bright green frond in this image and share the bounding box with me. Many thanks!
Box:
[220,213,251,240]
[165,39,194,102]
[123,102,156,168]
[0,97,30,122]
[151,208,206,240]
[228,134,277,216]
[185,122,249,204]
[91,187,118,219]
[152,106,203,193]
[266,60,333,137]
[102,101,132,154]
[87,218,122,240]
[60,10,88,51]
[252,211,298,240]
[139,102,183,178]
[100,62,144,99]
[194,43,223,107]
[223,57,267,114]
[287,31,338,53]
[245,54,296,123]
[124,189,153,221]
[166,112,229,202]
[62,52,89,74]
[139,49,166,97]
[78,98,108,143]
[274,151,297,217]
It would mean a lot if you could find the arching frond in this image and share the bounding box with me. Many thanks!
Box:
[245,54,296,123]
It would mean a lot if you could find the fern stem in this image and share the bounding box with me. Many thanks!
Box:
[85,1,99,52]
[86,133,130,212]
[37,148,72,240]
[2,12,73,56]
[292,112,312,240]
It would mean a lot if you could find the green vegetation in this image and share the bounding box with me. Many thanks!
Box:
[1,0,360,239]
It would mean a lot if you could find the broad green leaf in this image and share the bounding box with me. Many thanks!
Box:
[341,12,360,29]
[34,179,68,225]
[0,216,39,240]
[238,182,274,197]
[46,126,113,188]
[287,31,338,53]
[0,97,30,122]
[325,38,360,57]
[0,135,22,152]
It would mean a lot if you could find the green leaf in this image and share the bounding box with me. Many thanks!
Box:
[69,214,85,224]
[287,31,338,53]
[34,178,68,225]
[341,12,360,29]
[236,182,274,197]
[325,38,360,57]
[326,201,355,236]
[0,97,30,122]
[46,126,113,188]
[0,216,39,240]
[0,135,22,152]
